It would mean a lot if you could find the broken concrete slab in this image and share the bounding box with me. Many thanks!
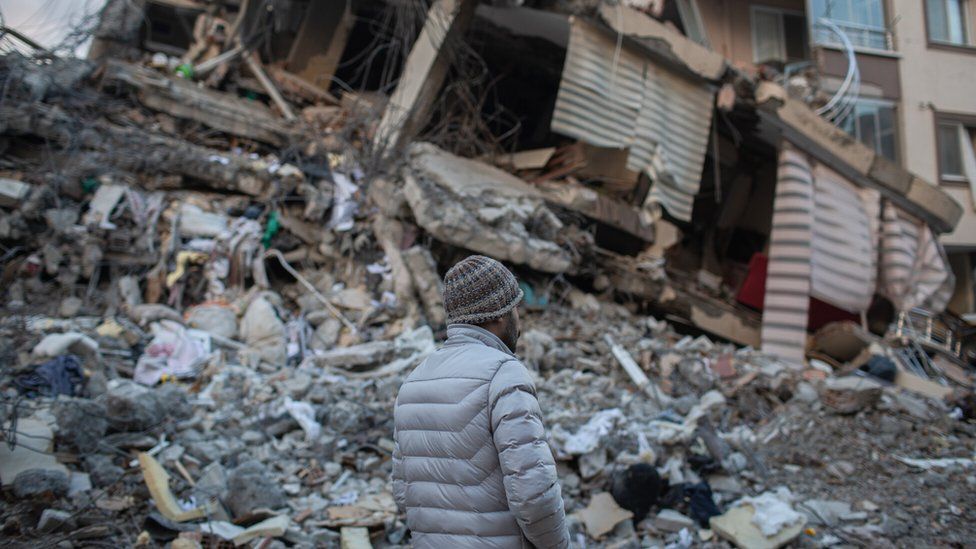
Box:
[103,60,296,146]
[598,4,725,80]
[311,340,396,371]
[0,417,69,485]
[37,509,75,533]
[820,376,884,414]
[340,526,373,549]
[577,492,634,539]
[403,143,574,273]
[403,246,446,327]
[0,177,31,208]
[13,468,70,499]
[895,370,953,400]
[535,180,654,242]
[232,514,290,546]
[710,504,805,549]
[800,499,867,527]
[240,296,287,366]
[654,509,695,532]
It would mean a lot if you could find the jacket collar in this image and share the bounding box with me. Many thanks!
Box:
[445,324,515,357]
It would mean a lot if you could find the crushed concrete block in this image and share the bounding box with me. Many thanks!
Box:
[820,376,883,414]
[0,418,69,485]
[710,504,805,549]
[186,304,238,340]
[313,340,395,371]
[403,142,573,273]
[13,468,70,499]
[240,296,287,366]
[0,177,31,208]
[577,492,634,539]
[800,499,867,526]
[56,399,108,453]
[225,460,286,518]
[37,509,74,533]
[654,509,695,532]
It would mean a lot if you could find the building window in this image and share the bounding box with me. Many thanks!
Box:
[840,100,898,161]
[751,6,809,64]
[927,0,972,46]
[811,0,890,50]
[937,120,976,182]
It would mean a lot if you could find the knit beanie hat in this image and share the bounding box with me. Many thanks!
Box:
[443,255,524,325]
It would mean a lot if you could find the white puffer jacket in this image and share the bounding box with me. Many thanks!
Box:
[392,324,570,548]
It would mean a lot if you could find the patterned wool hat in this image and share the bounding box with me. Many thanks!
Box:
[443,255,524,325]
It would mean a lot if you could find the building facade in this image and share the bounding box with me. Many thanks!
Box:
[696,0,976,319]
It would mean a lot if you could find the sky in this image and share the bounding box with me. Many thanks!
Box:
[0,0,107,56]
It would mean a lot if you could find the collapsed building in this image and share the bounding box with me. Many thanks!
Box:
[1,0,975,547]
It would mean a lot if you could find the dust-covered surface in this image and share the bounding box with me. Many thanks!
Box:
[0,6,974,549]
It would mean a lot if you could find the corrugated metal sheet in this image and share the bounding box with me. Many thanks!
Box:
[761,148,813,367]
[880,203,954,312]
[551,19,714,222]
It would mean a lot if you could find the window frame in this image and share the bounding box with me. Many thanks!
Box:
[750,5,810,64]
[935,111,976,186]
[924,0,976,53]
[808,0,892,51]
[840,98,900,163]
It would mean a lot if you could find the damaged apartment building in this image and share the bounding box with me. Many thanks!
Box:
[2,0,976,546]
[88,0,974,367]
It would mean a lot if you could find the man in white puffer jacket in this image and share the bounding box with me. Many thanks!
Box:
[392,255,570,548]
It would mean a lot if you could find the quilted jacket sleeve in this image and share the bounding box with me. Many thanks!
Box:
[391,425,406,513]
[489,359,570,549]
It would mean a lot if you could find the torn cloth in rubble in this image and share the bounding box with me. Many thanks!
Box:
[879,202,954,313]
[551,18,714,222]
[16,355,84,397]
[134,320,212,385]
[660,482,722,527]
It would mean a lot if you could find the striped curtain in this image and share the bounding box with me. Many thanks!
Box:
[551,18,714,222]
[879,203,954,313]
[761,148,814,366]
[809,164,878,313]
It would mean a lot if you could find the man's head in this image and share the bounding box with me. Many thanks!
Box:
[443,255,523,352]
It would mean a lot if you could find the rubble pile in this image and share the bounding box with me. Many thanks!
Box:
[0,10,974,549]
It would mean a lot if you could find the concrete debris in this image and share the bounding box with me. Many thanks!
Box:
[0,417,69,485]
[577,492,634,539]
[654,509,696,532]
[37,509,75,533]
[403,143,575,273]
[820,375,884,414]
[0,3,972,547]
[240,296,287,366]
[710,503,805,549]
[13,469,70,499]
[224,460,286,518]
[231,514,290,546]
[734,488,805,537]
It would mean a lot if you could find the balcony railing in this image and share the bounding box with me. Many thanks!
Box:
[812,18,893,51]
[812,18,861,127]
